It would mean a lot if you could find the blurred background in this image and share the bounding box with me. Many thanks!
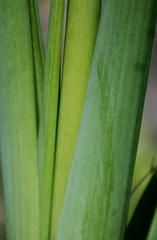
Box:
[0,0,156,238]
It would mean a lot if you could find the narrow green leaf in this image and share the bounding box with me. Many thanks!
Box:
[28,0,45,122]
[125,173,157,240]
[0,1,39,240]
[128,126,156,222]
[147,208,157,240]
[38,0,66,239]
[56,1,157,240]
[50,1,101,239]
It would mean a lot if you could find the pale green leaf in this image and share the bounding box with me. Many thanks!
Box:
[57,1,157,239]
[50,1,101,239]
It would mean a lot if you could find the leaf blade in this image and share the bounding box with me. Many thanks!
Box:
[0,1,40,239]
[50,1,101,239]
[38,0,66,239]
[56,1,157,239]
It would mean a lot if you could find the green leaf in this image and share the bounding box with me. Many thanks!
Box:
[50,1,101,239]
[0,1,40,239]
[128,125,156,222]
[147,208,157,240]
[56,1,157,240]
[125,173,157,239]
[38,0,66,239]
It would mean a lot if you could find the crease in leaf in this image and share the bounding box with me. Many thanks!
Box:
[28,0,45,125]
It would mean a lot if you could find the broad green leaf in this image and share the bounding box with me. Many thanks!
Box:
[0,1,39,240]
[50,1,101,239]
[56,1,157,240]
[38,0,66,239]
